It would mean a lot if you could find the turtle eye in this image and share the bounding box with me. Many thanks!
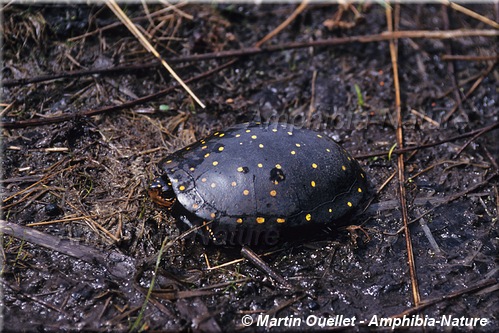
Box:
[149,175,176,207]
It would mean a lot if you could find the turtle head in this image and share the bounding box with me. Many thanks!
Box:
[149,175,176,208]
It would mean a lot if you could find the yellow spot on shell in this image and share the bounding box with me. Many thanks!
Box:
[348,157,351,161]
[200,140,206,144]
[342,165,347,171]
[287,132,293,136]
[235,134,241,138]
[190,167,195,171]
[243,189,250,196]
[179,185,185,191]
[204,153,210,158]
[275,164,282,169]
[218,146,224,152]
[328,208,333,213]
[295,143,301,147]
[231,181,237,187]
[358,188,363,193]
[219,133,225,137]
[259,143,264,148]
[165,159,172,164]
[201,145,208,150]
[256,217,265,224]
[201,178,207,182]
[317,134,323,138]
[246,129,251,133]
[347,202,353,207]
[210,213,216,219]
[311,181,316,187]
[193,203,199,209]
[251,135,257,139]
[212,161,218,166]
[237,167,244,172]
[306,214,312,221]
[186,147,191,151]
[204,222,213,235]
[361,173,365,178]
[291,150,296,155]
[272,129,278,132]
[236,218,243,223]
[270,190,277,197]
[257,163,263,168]
[312,163,317,168]
[211,183,216,188]
[276,218,286,223]
[326,148,331,152]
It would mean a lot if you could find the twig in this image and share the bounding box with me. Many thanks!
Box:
[307,70,318,127]
[2,158,72,207]
[441,5,465,125]
[390,278,497,318]
[0,221,135,279]
[0,279,68,315]
[410,109,440,127]
[402,172,498,231]
[1,60,235,129]
[440,0,499,29]
[366,174,496,219]
[106,0,205,108]
[417,209,442,254]
[386,4,421,307]
[442,61,497,123]
[483,145,499,171]
[4,29,497,88]
[441,55,499,61]
[454,120,499,157]
[354,121,499,159]
[26,215,98,227]
[255,0,309,47]
[2,62,159,88]
[66,2,192,42]
[241,246,293,289]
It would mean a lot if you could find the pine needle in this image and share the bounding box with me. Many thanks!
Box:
[106,0,205,108]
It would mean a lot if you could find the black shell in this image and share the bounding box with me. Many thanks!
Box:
[154,123,368,228]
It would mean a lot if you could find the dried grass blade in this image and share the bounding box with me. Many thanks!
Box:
[106,0,205,108]
[386,3,421,306]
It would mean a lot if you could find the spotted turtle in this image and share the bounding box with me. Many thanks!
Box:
[149,122,368,244]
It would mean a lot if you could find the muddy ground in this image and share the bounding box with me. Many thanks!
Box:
[1,2,498,332]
